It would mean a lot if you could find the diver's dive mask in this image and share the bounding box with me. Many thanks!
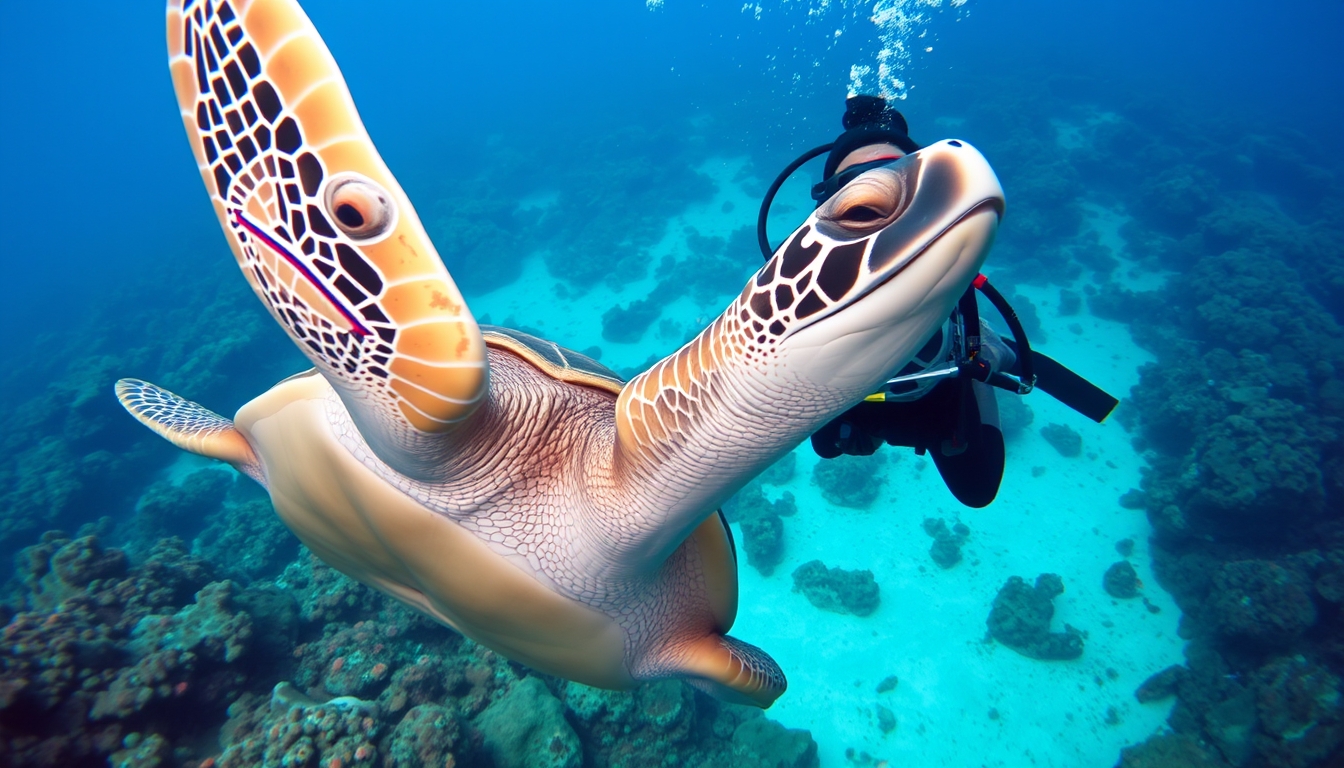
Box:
[756,94,920,259]
[809,155,906,207]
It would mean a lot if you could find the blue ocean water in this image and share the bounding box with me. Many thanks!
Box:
[1,2,1342,766]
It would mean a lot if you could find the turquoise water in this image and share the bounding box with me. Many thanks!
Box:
[1,2,1342,767]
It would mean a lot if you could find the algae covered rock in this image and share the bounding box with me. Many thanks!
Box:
[1251,655,1344,767]
[922,517,970,569]
[384,704,466,768]
[1039,422,1082,457]
[792,560,880,617]
[1103,560,1141,599]
[475,677,581,768]
[986,573,1084,660]
[1208,559,1317,649]
[214,683,382,768]
[731,715,820,768]
[811,452,888,509]
[724,481,796,576]
[1134,664,1187,703]
[760,451,797,485]
[740,514,785,577]
[1115,732,1226,768]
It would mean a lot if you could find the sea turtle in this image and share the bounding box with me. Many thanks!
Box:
[119,0,1004,708]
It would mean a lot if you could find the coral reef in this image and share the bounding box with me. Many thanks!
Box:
[723,481,796,577]
[426,190,530,296]
[1103,561,1141,599]
[922,517,970,569]
[995,389,1035,438]
[127,468,232,550]
[4,523,827,768]
[1045,91,1344,766]
[986,574,1085,660]
[0,532,290,767]
[1134,664,1187,704]
[1207,560,1318,650]
[759,452,797,486]
[476,677,581,768]
[811,452,888,509]
[601,297,663,344]
[791,560,880,617]
[1039,422,1083,458]
[1115,732,1227,768]
[213,683,384,768]
[383,703,466,768]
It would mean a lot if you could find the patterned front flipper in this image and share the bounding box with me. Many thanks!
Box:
[116,378,264,485]
[166,0,486,479]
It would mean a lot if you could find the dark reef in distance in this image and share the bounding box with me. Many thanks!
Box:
[908,58,1344,765]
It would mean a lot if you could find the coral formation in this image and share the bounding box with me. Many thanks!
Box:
[1,519,824,768]
[759,452,797,486]
[601,298,663,344]
[811,452,888,509]
[791,560,880,617]
[922,517,970,569]
[476,677,581,768]
[995,389,1035,438]
[1039,422,1083,458]
[1207,560,1318,649]
[0,532,290,767]
[986,574,1085,660]
[1103,561,1141,599]
[1134,664,1187,704]
[723,481,796,577]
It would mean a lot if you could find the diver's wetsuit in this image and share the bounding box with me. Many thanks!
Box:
[811,319,1016,508]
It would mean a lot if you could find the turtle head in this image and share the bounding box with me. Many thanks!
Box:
[740,139,1004,397]
[166,0,490,479]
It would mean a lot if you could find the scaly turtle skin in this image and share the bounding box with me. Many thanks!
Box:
[119,0,1004,708]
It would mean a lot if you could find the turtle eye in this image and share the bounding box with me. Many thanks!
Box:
[819,171,908,237]
[324,174,396,241]
[832,186,898,226]
[841,204,888,223]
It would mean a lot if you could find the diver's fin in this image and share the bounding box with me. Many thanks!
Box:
[115,378,265,486]
[675,633,787,708]
[1002,340,1119,423]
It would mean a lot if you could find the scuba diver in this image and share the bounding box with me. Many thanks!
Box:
[757,95,1119,509]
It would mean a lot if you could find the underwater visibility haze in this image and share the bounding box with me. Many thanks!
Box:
[1,1,1342,767]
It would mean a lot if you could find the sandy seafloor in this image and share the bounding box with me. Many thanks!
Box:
[461,155,1186,767]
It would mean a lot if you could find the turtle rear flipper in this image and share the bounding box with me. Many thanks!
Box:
[166,0,487,481]
[674,633,787,708]
[115,378,264,486]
